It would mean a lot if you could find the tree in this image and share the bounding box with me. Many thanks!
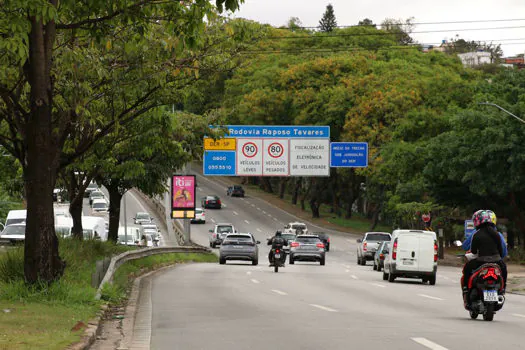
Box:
[319,4,337,32]
[286,17,303,31]
[381,17,415,45]
[358,18,376,28]
[0,0,243,284]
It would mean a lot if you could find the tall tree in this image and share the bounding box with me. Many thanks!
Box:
[0,0,243,284]
[319,4,337,32]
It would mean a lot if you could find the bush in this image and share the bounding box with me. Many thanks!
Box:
[0,248,24,283]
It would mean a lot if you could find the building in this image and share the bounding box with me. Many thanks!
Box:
[457,51,492,67]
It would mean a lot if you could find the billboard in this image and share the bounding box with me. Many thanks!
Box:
[171,175,196,219]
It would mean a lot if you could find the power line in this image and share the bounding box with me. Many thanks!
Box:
[267,25,525,40]
[282,18,525,30]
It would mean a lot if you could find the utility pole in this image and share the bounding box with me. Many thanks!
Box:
[479,102,525,124]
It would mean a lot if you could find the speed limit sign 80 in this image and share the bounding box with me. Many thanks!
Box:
[267,142,284,158]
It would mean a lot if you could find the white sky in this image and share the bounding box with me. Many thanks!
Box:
[229,0,525,56]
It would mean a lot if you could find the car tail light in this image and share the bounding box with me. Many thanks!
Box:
[434,241,438,262]
[316,243,325,249]
[217,200,221,204]
[327,237,330,242]
[206,200,209,204]
[291,242,300,247]
[363,242,367,251]
[392,239,398,260]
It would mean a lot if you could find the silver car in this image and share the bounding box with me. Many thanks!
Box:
[289,234,326,265]
[282,233,296,254]
[219,233,260,265]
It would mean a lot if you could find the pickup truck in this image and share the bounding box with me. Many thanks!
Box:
[356,232,391,266]
[284,222,308,235]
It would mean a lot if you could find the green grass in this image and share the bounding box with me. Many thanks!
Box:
[0,239,216,349]
[325,216,392,233]
[101,252,218,303]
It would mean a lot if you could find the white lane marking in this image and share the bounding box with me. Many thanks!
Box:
[246,271,252,275]
[257,228,262,232]
[246,201,251,204]
[197,187,203,192]
[442,276,450,280]
[346,239,353,242]
[370,283,386,288]
[240,198,245,201]
[251,279,260,284]
[342,264,351,269]
[244,220,250,224]
[211,218,216,223]
[233,211,239,216]
[512,313,525,318]
[272,289,288,296]
[251,204,256,207]
[222,204,227,208]
[411,337,449,350]
[274,218,278,221]
[351,275,358,280]
[268,214,272,217]
[345,269,350,273]
[310,304,338,312]
[418,294,444,301]
[257,207,261,210]
[262,211,267,214]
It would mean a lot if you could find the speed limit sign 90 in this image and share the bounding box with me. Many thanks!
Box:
[242,142,258,158]
[267,142,284,158]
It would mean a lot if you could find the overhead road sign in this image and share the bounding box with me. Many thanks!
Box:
[203,150,236,176]
[221,125,330,139]
[330,142,368,167]
[203,137,236,151]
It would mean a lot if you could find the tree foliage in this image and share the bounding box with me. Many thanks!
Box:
[318,4,337,32]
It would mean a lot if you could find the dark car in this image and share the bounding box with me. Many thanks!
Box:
[219,233,260,265]
[373,241,390,272]
[227,185,245,197]
[313,232,330,252]
[201,195,222,209]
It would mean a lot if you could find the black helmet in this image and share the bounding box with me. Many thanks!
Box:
[275,230,282,236]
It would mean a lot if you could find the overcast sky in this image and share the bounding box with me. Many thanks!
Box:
[229,0,525,56]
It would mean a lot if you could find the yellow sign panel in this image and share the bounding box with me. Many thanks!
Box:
[204,137,236,150]
[172,210,195,219]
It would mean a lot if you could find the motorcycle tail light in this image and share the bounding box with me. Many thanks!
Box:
[276,249,280,253]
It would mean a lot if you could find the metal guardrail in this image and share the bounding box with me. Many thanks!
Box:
[95,246,211,300]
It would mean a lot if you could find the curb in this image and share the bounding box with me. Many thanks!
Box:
[67,304,108,350]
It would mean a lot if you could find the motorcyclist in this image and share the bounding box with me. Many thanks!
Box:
[461,209,508,309]
[267,230,288,266]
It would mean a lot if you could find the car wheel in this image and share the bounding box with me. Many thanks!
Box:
[252,259,258,266]
[356,255,360,265]
[388,272,396,283]
[211,242,216,248]
[360,258,366,266]
[373,263,377,271]
[383,272,388,281]
[429,274,436,286]
[320,257,325,266]
[219,257,226,265]
[289,256,294,264]
[377,265,382,272]
[209,242,212,248]
[325,246,330,252]
[422,278,428,284]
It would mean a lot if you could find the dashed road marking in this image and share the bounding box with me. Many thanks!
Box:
[246,271,252,275]
[244,220,250,224]
[251,279,260,284]
[411,337,449,350]
[370,283,386,288]
[257,228,262,232]
[342,264,351,269]
[233,211,239,216]
[240,198,245,201]
[257,207,261,210]
[512,313,525,318]
[351,275,358,280]
[345,269,350,273]
[262,211,267,214]
[211,218,216,223]
[271,289,288,296]
[418,294,443,301]
[251,204,256,207]
[310,304,337,312]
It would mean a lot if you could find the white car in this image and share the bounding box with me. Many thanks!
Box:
[133,212,152,225]
[190,208,205,224]
[284,222,308,235]
[91,198,109,214]
[0,223,26,244]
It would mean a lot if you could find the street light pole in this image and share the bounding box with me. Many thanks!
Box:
[479,101,525,124]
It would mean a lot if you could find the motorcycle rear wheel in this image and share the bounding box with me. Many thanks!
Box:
[274,264,279,273]
[483,303,495,321]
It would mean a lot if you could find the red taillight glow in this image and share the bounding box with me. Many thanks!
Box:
[392,239,398,260]
[380,254,384,260]
[363,242,367,251]
[206,200,209,204]
[327,238,330,242]
[316,243,325,249]
[291,242,300,248]
[217,200,221,204]
[434,241,438,262]
[275,249,280,253]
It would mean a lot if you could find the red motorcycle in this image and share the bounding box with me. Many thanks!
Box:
[464,262,505,321]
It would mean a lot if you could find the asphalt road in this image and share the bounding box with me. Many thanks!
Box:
[141,174,525,350]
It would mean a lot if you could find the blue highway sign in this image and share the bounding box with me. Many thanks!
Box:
[330,142,368,167]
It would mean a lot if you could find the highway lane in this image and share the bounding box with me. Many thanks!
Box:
[141,174,525,349]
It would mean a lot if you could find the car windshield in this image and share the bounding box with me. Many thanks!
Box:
[2,225,25,236]
[292,224,307,230]
[195,209,203,214]
[367,233,391,241]
[296,237,320,244]
[282,234,296,241]
[93,202,107,209]
[233,186,242,190]
[223,236,254,245]
[217,226,233,233]
[207,196,218,200]
[136,213,150,220]
[5,218,25,226]
[87,183,98,189]
[91,192,103,197]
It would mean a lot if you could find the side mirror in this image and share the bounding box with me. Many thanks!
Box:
[209,229,213,233]
[356,239,362,243]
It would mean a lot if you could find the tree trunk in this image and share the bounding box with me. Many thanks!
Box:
[369,202,383,230]
[23,13,65,284]
[291,178,301,205]
[310,198,320,218]
[260,177,273,193]
[279,178,287,199]
[107,184,123,243]
[69,195,84,239]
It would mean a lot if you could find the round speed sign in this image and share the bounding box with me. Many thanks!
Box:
[267,142,284,158]
[242,142,258,158]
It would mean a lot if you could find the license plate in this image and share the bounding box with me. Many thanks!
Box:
[483,290,498,302]
[403,259,414,265]
[274,253,281,259]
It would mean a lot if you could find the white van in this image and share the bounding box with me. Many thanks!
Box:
[82,216,107,241]
[383,229,438,285]
[118,226,142,245]
[5,210,27,227]
[55,216,73,238]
